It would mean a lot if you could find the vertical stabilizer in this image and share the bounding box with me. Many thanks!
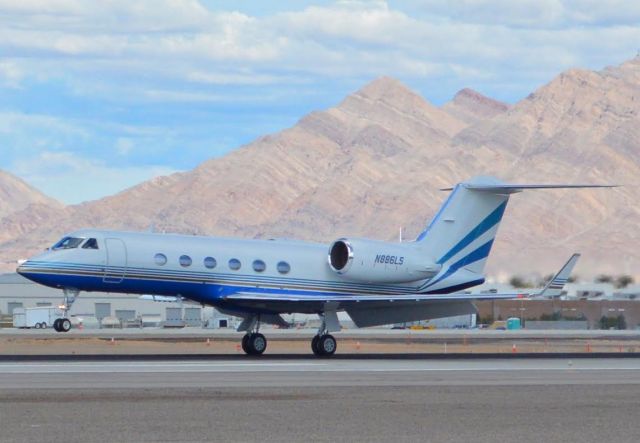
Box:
[415,177,612,294]
[416,176,510,280]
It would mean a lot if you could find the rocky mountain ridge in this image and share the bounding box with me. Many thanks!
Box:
[1,57,639,280]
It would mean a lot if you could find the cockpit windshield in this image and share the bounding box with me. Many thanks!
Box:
[82,238,99,249]
[52,237,85,250]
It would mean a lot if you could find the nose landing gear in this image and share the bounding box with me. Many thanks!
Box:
[53,288,78,333]
[53,318,72,332]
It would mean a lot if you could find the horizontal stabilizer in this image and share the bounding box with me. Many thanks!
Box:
[441,183,617,193]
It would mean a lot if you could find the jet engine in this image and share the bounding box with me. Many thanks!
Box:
[327,238,441,284]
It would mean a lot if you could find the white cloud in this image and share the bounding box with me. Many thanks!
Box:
[115,138,134,156]
[10,151,179,204]
[0,112,82,134]
[1,0,638,99]
[403,0,640,28]
[0,60,23,88]
[186,70,303,85]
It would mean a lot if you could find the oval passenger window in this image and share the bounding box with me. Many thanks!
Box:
[154,253,167,266]
[204,257,217,269]
[277,261,290,274]
[229,258,241,270]
[252,260,266,272]
[179,255,192,267]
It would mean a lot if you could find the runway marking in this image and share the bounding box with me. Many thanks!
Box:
[1,360,640,374]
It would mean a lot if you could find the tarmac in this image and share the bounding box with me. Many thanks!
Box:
[1,357,639,442]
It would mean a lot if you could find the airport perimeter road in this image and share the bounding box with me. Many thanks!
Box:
[0,358,639,443]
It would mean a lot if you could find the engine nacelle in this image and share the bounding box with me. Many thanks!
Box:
[327,238,441,284]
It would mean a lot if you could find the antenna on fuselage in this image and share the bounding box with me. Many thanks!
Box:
[399,227,403,242]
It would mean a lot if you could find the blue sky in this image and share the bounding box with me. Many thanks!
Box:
[1,0,639,204]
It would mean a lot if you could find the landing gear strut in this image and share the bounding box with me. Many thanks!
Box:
[239,315,267,355]
[311,312,338,357]
[54,288,78,333]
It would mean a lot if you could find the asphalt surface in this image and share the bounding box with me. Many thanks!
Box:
[1,358,639,442]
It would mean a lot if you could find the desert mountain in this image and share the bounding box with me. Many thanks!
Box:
[450,56,640,277]
[0,170,61,220]
[1,57,639,279]
[442,88,509,125]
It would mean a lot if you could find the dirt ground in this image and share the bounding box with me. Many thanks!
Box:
[1,336,639,355]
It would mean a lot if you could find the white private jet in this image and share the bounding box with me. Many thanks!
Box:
[17,176,611,356]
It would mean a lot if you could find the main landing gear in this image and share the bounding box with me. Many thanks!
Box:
[311,311,338,357]
[238,315,268,355]
[242,332,268,355]
[236,310,341,357]
[311,333,337,357]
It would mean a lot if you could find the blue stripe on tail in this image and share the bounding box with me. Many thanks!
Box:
[421,239,494,291]
[436,201,507,265]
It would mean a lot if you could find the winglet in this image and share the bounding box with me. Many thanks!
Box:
[538,253,580,297]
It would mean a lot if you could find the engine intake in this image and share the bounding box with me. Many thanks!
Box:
[328,239,353,273]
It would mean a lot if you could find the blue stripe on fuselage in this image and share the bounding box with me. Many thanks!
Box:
[19,267,478,306]
[19,260,417,293]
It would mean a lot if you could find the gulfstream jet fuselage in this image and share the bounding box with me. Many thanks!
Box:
[17,176,612,356]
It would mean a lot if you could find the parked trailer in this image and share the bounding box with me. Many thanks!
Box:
[13,307,64,329]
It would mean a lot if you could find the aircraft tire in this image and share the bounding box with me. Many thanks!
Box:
[60,318,72,332]
[241,334,252,355]
[317,334,337,357]
[311,335,322,356]
[53,319,62,332]
[247,333,267,355]
[34,322,42,329]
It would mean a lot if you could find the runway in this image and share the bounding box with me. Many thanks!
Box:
[1,358,640,388]
[1,358,639,442]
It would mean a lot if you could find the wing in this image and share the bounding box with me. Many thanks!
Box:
[220,253,579,327]
[220,290,526,321]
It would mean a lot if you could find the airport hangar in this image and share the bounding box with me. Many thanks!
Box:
[0,272,226,328]
[2,272,640,330]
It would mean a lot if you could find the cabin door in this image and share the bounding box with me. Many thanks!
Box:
[104,238,127,284]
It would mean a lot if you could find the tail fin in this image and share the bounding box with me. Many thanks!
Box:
[416,176,510,277]
[416,177,613,293]
[538,253,580,297]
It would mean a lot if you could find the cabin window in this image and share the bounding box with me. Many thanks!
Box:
[228,258,241,271]
[204,257,217,269]
[252,259,266,273]
[179,255,192,267]
[52,237,85,250]
[82,238,99,249]
[154,253,167,266]
[277,261,291,274]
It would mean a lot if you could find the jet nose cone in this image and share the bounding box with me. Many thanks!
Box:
[16,260,28,276]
